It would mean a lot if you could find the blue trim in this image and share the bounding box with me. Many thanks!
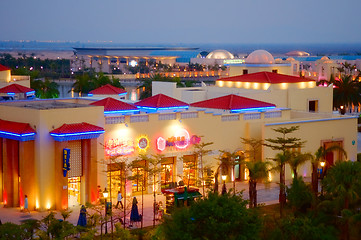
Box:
[50,130,105,142]
[231,106,276,113]
[7,92,15,95]
[0,131,36,141]
[26,91,35,95]
[87,93,93,96]
[265,116,357,126]
[118,92,127,96]
[137,106,189,111]
[104,110,139,114]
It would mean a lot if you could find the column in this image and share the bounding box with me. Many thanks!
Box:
[54,141,69,210]
[19,141,35,210]
[3,139,19,207]
[82,139,97,205]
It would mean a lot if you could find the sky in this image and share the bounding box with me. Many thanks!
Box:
[1,0,361,45]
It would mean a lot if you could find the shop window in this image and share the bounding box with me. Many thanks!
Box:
[131,160,147,193]
[309,100,318,112]
[107,163,125,200]
[68,140,82,177]
[272,69,278,73]
[243,69,248,75]
[161,157,175,189]
[182,155,197,187]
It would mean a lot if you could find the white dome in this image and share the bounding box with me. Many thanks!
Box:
[245,50,275,64]
[286,57,296,62]
[206,49,234,59]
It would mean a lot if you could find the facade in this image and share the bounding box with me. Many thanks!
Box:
[0,71,357,211]
[0,64,30,89]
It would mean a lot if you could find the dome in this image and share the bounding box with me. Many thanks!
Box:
[245,50,275,64]
[320,56,330,60]
[275,58,283,63]
[286,57,296,62]
[206,49,234,59]
[285,50,310,57]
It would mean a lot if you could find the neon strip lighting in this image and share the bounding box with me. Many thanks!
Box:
[50,130,105,137]
[87,93,93,96]
[7,92,15,95]
[104,110,139,114]
[231,106,276,113]
[137,106,189,110]
[0,131,35,137]
[26,91,35,95]
[118,92,127,96]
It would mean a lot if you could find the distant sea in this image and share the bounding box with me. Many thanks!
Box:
[1,41,361,57]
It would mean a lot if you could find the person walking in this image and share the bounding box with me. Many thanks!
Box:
[24,195,30,213]
[77,205,87,227]
[130,197,141,227]
[115,191,123,208]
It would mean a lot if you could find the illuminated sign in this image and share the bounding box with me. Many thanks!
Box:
[137,136,150,152]
[105,138,135,156]
[156,129,201,152]
[63,148,71,177]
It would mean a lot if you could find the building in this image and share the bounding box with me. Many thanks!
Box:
[0,72,357,211]
[0,64,30,89]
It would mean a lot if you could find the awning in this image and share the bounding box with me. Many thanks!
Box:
[0,119,36,141]
[50,122,104,142]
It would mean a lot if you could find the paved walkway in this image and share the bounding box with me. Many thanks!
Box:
[0,178,310,230]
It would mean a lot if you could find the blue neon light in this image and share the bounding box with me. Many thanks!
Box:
[7,92,15,95]
[26,91,35,95]
[118,92,127,96]
[231,106,276,113]
[88,93,94,96]
[50,130,105,137]
[0,131,36,141]
[137,106,189,111]
[104,110,139,114]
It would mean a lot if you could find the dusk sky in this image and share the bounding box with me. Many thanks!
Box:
[1,0,361,44]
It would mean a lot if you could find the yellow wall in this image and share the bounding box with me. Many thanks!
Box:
[229,65,292,77]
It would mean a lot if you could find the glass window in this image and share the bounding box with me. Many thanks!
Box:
[182,155,197,187]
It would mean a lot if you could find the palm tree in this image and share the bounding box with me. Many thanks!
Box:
[246,160,269,208]
[31,78,59,99]
[332,75,361,113]
[214,154,233,194]
[322,161,361,240]
[288,152,313,179]
[219,150,244,195]
[72,73,95,96]
[311,145,347,195]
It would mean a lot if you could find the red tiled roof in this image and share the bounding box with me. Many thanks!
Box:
[50,122,104,134]
[0,119,36,135]
[0,84,34,94]
[190,94,275,110]
[89,84,127,95]
[0,64,10,71]
[217,71,314,84]
[135,94,189,108]
[90,97,138,111]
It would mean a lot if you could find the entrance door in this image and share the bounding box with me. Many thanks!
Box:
[68,177,81,207]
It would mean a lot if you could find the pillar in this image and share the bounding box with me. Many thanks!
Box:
[82,139,97,205]
[3,139,19,207]
[54,141,69,210]
[0,138,3,202]
[19,141,35,210]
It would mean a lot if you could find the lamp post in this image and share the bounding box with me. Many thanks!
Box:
[320,161,326,195]
[103,188,109,234]
[221,175,227,195]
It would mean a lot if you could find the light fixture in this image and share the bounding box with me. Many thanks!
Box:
[222,175,227,181]
[320,161,326,167]
[103,188,109,198]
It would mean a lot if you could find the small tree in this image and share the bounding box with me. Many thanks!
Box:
[246,160,270,208]
[288,152,313,179]
[219,149,244,196]
[193,140,213,196]
[264,126,305,216]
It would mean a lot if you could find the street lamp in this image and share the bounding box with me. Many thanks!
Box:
[103,188,109,234]
[221,175,227,195]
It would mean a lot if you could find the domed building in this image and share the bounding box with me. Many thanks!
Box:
[206,50,234,59]
[285,50,310,57]
[229,49,299,77]
[314,56,338,81]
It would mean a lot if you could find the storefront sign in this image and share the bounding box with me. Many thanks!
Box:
[105,138,135,156]
[156,129,201,152]
[137,136,150,152]
[63,148,70,177]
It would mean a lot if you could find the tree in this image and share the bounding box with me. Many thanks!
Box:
[218,149,243,195]
[288,152,313,179]
[160,192,262,240]
[311,145,347,195]
[214,153,234,194]
[322,161,361,240]
[264,126,304,216]
[286,177,314,214]
[73,72,95,96]
[31,78,59,99]
[246,160,270,208]
[193,140,213,196]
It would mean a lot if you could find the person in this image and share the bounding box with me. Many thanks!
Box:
[97,185,102,203]
[158,201,164,220]
[24,195,30,213]
[115,191,123,208]
[77,205,87,227]
[130,197,141,227]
